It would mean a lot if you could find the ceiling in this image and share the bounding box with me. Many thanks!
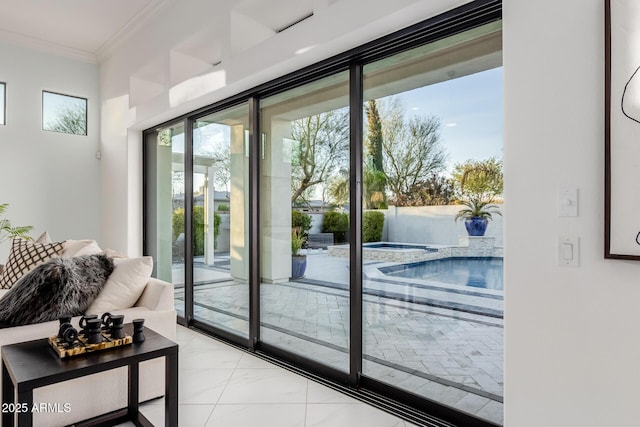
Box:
[0,0,168,62]
[0,0,319,64]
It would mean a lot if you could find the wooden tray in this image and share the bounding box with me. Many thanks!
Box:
[48,332,132,358]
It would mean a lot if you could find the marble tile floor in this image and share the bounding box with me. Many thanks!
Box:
[116,325,423,427]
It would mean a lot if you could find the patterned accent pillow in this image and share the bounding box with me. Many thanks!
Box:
[0,238,65,289]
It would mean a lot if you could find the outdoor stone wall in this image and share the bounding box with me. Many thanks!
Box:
[327,242,503,262]
[383,204,504,247]
[459,236,496,257]
[298,205,505,260]
[327,245,444,262]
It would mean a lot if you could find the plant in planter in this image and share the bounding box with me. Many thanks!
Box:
[291,229,307,279]
[454,197,502,237]
[292,210,312,247]
[0,204,33,245]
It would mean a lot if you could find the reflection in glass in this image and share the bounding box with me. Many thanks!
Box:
[192,104,250,337]
[362,22,504,424]
[148,123,186,317]
[260,72,350,371]
[42,91,87,135]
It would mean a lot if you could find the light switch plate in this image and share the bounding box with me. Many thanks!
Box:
[558,187,578,217]
[558,235,579,267]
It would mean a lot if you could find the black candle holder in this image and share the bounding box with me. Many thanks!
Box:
[132,319,145,343]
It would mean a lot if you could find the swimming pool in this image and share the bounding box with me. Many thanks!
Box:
[380,257,503,290]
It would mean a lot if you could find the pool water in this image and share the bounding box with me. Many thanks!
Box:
[381,257,503,290]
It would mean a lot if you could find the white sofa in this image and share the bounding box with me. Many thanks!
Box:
[0,276,177,427]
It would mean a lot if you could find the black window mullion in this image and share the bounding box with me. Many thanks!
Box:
[349,62,364,386]
[248,97,260,350]
[184,117,195,324]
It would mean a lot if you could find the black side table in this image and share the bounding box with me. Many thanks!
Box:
[1,324,178,427]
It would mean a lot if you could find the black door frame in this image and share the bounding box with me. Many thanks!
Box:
[143,2,502,425]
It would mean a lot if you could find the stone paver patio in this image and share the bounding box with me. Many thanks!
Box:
[172,251,504,425]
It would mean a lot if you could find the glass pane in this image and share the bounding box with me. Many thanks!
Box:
[0,83,5,125]
[147,122,186,318]
[362,22,504,424]
[42,91,87,135]
[260,72,350,371]
[192,104,250,337]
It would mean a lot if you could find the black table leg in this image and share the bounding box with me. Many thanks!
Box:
[2,360,14,427]
[17,389,32,426]
[128,362,140,421]
[165,352,178,427]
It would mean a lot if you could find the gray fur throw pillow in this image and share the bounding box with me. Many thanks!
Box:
[0,254,114,327]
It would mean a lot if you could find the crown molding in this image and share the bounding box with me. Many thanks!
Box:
[96,0,174,63]
[0,28,97,64]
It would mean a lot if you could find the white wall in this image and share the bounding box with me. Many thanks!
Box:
[99,0,471,255]
[385,205,504,246]
[0,42,101,260]
[504,1,640,425]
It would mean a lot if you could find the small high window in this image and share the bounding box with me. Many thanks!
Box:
[0,83,5,125]
[42,91,87,135]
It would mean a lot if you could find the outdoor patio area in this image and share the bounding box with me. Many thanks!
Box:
[173,249,504,425]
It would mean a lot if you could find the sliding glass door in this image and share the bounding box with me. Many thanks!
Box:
[361,23,504,424]
[259,73,351,371]
[144,2,503,425]
[192,104,250,337]
[145,121,187,319]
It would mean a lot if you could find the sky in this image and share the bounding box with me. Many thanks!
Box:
[399,67,503,172]
[171,66,503,191]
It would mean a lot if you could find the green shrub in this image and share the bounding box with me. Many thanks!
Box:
[172,207,220,256]
[291,210,312,233]
[217,204,229,212]
[322,211,349,243]
[363,211,385,243]
[193,206,205,255]
[172,208,185,241]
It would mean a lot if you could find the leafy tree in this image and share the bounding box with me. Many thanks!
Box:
[290,109,349,203]
[363,167,387,209]
[363,99,387,209]
[47,104,86,135]
[209,147,231,192]
[452,157,503,202]
[391,173,455,206]
[365,100,384,172]
[379,98,447,204]
[326,169,349,208]
[193,122,232,192]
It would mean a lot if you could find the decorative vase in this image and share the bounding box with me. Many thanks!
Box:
[291,255,307,279]
[464,217,488,236]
